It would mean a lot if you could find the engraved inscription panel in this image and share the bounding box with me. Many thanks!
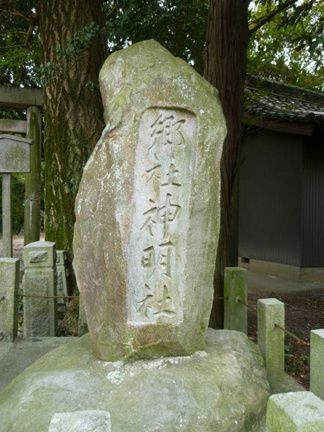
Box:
[128,108,196,325]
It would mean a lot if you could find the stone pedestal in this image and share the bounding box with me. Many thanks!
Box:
[0,258,19,341]
[0,330,270,432]
[23,241,57,337]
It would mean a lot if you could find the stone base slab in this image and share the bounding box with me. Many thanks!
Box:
[0,329,270,432]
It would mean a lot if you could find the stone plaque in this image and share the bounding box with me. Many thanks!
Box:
[0,134,32,173]
[129,108,196,325]
[73,40,226,361]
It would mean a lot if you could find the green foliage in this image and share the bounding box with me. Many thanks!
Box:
[104,0,208,74]
[0,0,40,87]
[1,1,322,90]
[248,0,324,90]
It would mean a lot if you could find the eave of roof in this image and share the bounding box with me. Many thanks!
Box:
[245,75,324,126]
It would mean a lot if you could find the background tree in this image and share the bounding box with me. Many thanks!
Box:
[248,0,324,90]
[1,0,322,296]
[204,0,250,328]
[204,0,323,327]
[37,0,107,260]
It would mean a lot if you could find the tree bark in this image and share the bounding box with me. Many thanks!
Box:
[37,0,107,285]
[204,0,249,328]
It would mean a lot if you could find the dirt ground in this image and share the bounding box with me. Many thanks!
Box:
[247,272,324,388]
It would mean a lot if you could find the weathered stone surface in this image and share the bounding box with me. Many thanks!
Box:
[267,391,324,431]
[224,267,247,333]
[310,329,324,400]
[0,258,19,341]
[0,337,72,392]
[73,39,226,361]
[23,241,57,337]
[24,241,55,268]
[257,298,285,390]
[0,134,32,173]
[0,330,270,432]
[48,410,111,432]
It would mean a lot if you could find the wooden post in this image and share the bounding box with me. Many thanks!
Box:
[2,173,12,257]
[24,106,41,245]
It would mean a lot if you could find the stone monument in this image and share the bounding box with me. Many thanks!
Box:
[0,41,270,432]
[73,39,225,361]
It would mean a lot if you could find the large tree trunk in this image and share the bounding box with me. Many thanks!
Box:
[204,0,249,328]
[37,0,107,285]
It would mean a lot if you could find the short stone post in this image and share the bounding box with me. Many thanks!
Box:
[257,298,285,388]
[0,258,19,341]
[23,241,57,337]
[310,329,324,400]
[267,391,324,431]
[224,267,247,334]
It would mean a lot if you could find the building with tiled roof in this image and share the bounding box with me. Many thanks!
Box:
[239,76,324,280]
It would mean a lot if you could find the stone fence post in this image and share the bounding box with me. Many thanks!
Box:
[0,258,19,341]
[310,329,324,400]
[23,241,57,337]
[267,391,324,431]
[257,298,285,389]
[224,267,247,334]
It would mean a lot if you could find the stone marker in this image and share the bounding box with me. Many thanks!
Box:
[310,329,324,400]
[257,298,284,388]
[48,410,111,432]
[0,258,19,341]
[224,267,247,333]
[267,391,324,431]
[73,40,226,361]
[23,241,57,337]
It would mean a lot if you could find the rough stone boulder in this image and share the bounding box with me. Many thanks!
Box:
[73,39,226,361]
[0,330,270,432]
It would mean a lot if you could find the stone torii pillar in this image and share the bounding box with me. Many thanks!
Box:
[0,134,32,257]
